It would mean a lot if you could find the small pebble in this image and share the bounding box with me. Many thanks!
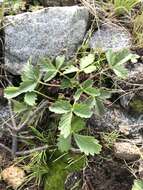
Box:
[1,165,25,189]
[114,142,141,161]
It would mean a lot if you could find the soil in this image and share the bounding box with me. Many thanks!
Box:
[82,156,134,190]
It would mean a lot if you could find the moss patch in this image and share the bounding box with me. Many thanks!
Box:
[44,152,85,190]
[130,99,143,113]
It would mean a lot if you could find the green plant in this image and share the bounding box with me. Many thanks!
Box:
[24,150,49,186]
[102,131,120,148]
[133,12,143,48]
[4,0,24,14]
[110,0,141,14]
[20,150,85,189]
[4,49,138,157]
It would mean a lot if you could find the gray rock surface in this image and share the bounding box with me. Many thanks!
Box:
[119,62,143,110]
[89,107,143,143]
[4,6,89,74]
[127,62,143,84]
[0,104,10,136]
[39,0,78,6]
[89,24,131,52]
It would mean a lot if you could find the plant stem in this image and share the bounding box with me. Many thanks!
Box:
[34,90,54,101]
[15,145,49,155]
[39,81,60,87]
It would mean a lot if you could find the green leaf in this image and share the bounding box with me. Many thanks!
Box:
[4,86,20,99]
[59,112,73,138]
[74,134,102,155]
[39,58,53,71]
[83,65,97,74]
[132,180,143,190]
[82,80,93,89]
[60,78,72,89]
[84,97,95,109]
[40,58,58,82]
[100,89,111,100]
[49,100,72,114]
[71,116,85,133]
[113,64,128,78]
[106,49,131,66]
[19,80,38,93]
[94,99,105,115]
[73,103,93,118]
[24,92,37,106]
[63,65,79,74]
[56,55,65,70]
[73,89,82,101]
[114,52,133,66]
[21,61,34,81]
[80,53,95,69]
[106,49,137,79]
[106,49,114,66]
[22,61,40,82]
[44,69,57,82]
[13,100,29,113]
[82,80,100,98]
[84,87,100,97]
[57,135,71,152]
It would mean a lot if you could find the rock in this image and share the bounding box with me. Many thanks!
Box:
[114,142,141,161]
[0,153,3,165]
[119,62,143,112]
[1,166,25,189]
[139,160,143,179]
[89,24,131,52]
[126,62,143,84]
[4,6,89,74]
[39,0,78,6]
[0,104,10,136]
[88,106,143,143]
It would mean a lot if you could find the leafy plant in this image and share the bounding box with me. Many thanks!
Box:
[4,0,24,14]
[102,131,120,148]
[20,150,84,189]
[4,49,138,157]
[133,12,143,48]
[106,49,139,78]
[110,0,141,14]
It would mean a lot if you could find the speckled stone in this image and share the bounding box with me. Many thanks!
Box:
[4,6,89,74]
[89,24,131,52]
